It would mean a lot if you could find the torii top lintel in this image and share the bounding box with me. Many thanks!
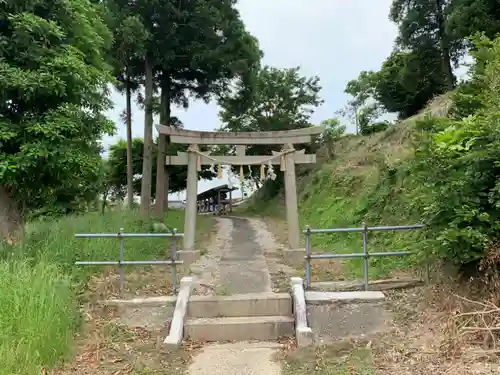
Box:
[155,125,325,145]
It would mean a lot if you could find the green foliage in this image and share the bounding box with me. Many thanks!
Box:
[0,0,114,215]
[0,261,77,375]
[357,104,386,135]
[0,209,203,374]
[360,121,390,136]
[103,0,261,214]
[376,48,448,117]
[344,46,449,121]
[342,71,383,134]
[109,0,262,107]
[344,71,377,111]
[410,35,500,268]
[109,13,149,83]
[250,36,500,278]
[390,0,457,89]
[447,0,500,43]
[106,137,215,197]
[321,118,346,143]
[218,66,323,184]
[282,345,373,375]
[220,66,323,132]
[317,118,346,159]
[343,0,500,124]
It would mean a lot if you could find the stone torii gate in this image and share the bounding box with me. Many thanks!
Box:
[155,125,324,251]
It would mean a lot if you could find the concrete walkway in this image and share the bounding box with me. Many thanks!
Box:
[188,217,282,375]
[219,217,273,294]
[188,342,282,375]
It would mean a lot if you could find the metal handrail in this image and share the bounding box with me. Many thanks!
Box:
[75,228,183,294]
[304,223,425,290]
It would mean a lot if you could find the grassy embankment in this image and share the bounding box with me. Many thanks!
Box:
[0,208,211,375]
[242,95,452,281]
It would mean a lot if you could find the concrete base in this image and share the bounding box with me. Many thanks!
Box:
[310,277,423,292]
[188,293,291,318]
[305,291,389,343]
[101,282,395,346]
[177,250,200,268]
[282,249,305,268]
[184,315,294,342]
[306,291,385,305]
[101,296,177,308]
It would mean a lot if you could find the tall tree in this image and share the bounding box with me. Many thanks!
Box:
[107,137,215,198]
[447,0,500,43]
[373,48,448,117]
[218,66,323,185]
[318,118,346,159]
[390,0,459,90]
[107,11,149,209]
[148,0,262,217]
[0,0,114,231]
[108,0,261,217]
[140,54,154,216]
[343,71,380,134]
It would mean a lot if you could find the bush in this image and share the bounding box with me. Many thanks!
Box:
[360,121,389,136]
[410,35,500,271]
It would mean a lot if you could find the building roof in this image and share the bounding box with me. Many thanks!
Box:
[196,184,238,200]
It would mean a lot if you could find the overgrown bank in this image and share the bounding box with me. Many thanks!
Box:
[244,36,500,282]
[0,209,205,375]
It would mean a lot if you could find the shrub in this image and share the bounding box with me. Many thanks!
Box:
[411,35,500,271]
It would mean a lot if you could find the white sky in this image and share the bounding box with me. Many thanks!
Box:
[102,0,399,200]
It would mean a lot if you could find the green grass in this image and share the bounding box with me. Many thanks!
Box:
[282,344,374,375]
[0,208,205,375]
[0,260,77,375]
[244,120,428,280]
[296,164,424,279]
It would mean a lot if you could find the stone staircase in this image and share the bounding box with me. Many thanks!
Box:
[183,292,294,342]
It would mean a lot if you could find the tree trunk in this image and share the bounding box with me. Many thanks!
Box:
[0,186,22,244]
[162,79,171,212]
[154,75,172,217]
[435,0,455,90]
[125,69,134,210]
[140,56,154,217]
[101,190,108,215]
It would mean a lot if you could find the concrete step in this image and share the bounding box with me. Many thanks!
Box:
[187,292,292,318]
[184,315,294,342]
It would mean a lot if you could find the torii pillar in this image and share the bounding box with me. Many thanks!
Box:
[283,143,300,249]
[156,125,324,251]
[184,144,199,250]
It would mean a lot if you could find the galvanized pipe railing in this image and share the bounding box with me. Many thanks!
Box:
[75,228,184,295]
[304,223,424,290]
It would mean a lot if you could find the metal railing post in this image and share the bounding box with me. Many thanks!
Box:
[305,225,311,289]
[301,223,424,290]
[75,231,185,295]
[118,227,125,294]
[425,254,431,285]
[171,228,178,294]
[362,222,369,291]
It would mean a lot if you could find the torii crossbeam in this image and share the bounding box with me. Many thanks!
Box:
[155,125,324,251]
